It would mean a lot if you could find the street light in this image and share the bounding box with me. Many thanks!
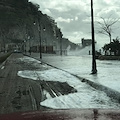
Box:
[56,29,63,56]
[38,23,42,59]
[23,40,26,54]
[34,19,42,59]
[34,22,46,59]
[43,28,46,53]
[91,0,97,74]
[60,32,63,56]
[28,36,31,55]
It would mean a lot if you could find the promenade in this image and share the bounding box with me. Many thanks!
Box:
[0,53,76,114]
[0,53,44,114]
[0,53,120,120]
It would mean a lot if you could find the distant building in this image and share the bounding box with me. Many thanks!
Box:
[81,38,92,47]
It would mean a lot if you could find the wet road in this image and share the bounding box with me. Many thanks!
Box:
[1,53,120,119]
[24,53,120,109]
[37,53,120,93]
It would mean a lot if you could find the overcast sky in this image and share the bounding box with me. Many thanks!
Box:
[29,0,120,47]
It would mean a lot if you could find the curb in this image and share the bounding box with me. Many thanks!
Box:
[75,75,120,103]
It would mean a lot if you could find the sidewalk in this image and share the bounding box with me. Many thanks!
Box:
[0,53,120,119]
[0,52,11,64]
[0,53,44,114]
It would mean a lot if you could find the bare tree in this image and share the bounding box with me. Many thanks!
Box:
[97,17,120,43]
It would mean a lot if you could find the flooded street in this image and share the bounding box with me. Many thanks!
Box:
[32,46,120,93]
[18,55,120,109]
[22,49,120,109]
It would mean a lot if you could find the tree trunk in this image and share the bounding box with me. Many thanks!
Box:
[109,34,112,55]
[109,34,112,43]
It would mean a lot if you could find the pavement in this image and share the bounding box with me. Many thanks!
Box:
[0,53,120,120]
[0,53,46,114]
[0,52,11,64]
[0,53,77,113]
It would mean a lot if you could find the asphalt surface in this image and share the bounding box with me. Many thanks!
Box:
[0,53,76,114]
[0,53,41,114]
[0,53,120,119]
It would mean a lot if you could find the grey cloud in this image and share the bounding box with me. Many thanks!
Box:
[30,0,120,44]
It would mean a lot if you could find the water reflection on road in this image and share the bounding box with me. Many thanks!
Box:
[39,53,120,92]
[24,52,120,109]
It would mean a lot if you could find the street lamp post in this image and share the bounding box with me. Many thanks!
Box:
[43,27,46,53]
[60,33,63,56]
[34,18,42,59]
[91,0,97,74]
[38,22,42,59]
[28,36,31,55]
[23,40,26,54]
[34,20,46,59]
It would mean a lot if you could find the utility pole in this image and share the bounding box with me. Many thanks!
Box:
[37,16,42,59]
[28,36,31,55]
[60,32,63,56]
[91,0,97,74]
[34,15,42,59]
